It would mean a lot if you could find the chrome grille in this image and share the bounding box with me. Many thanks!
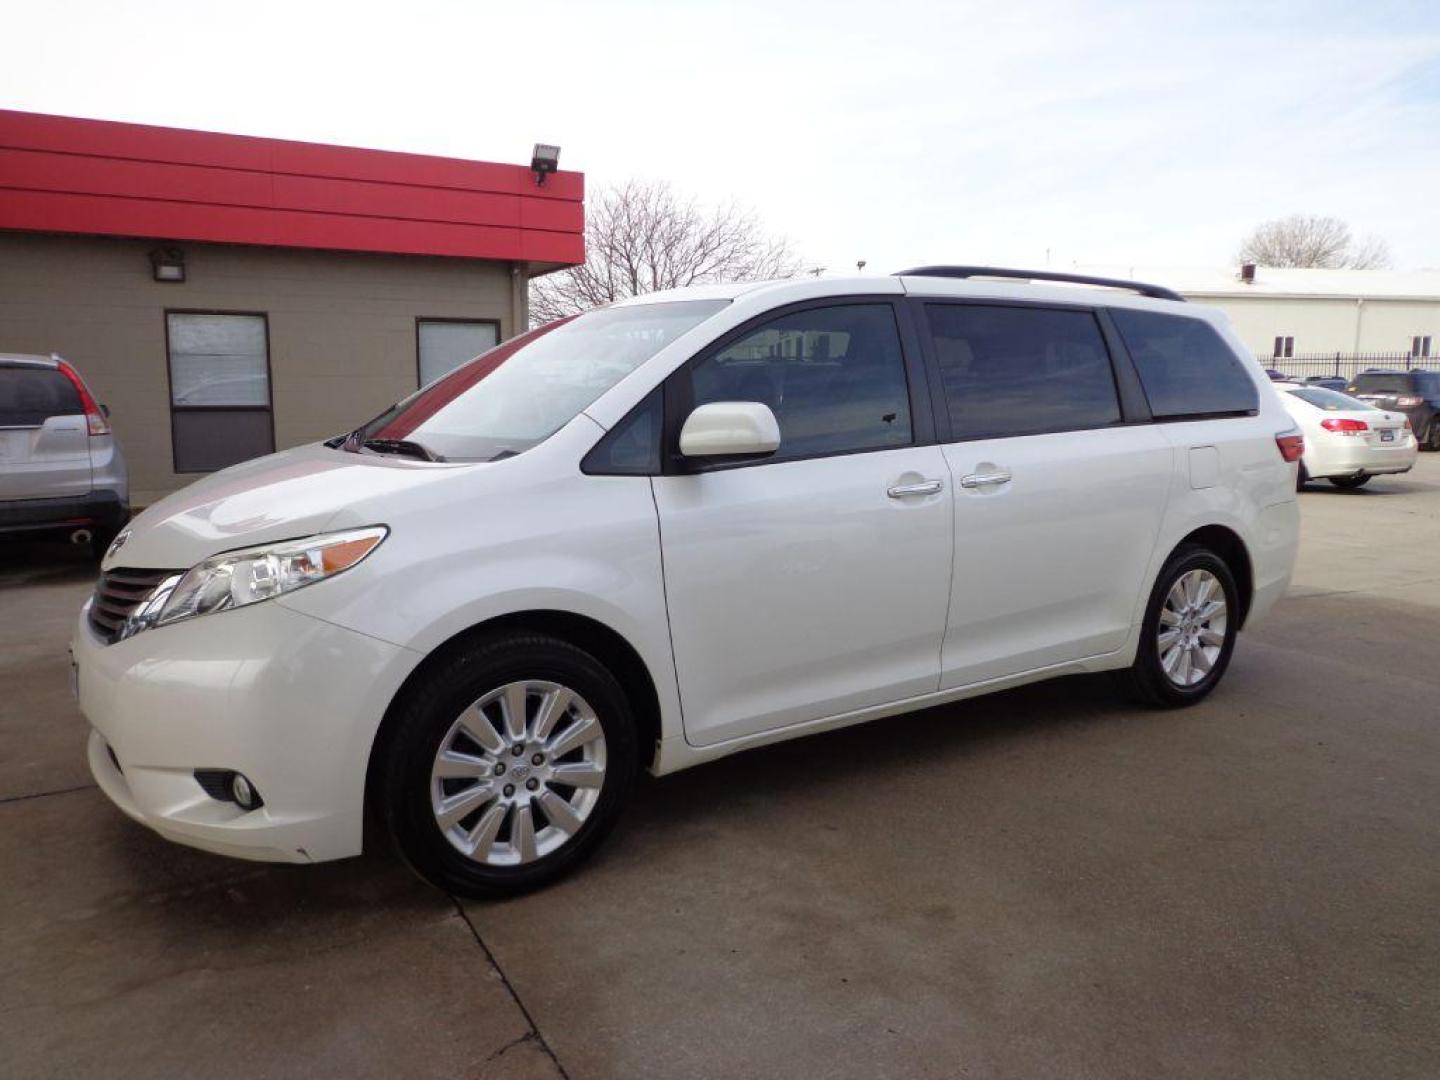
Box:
[88,568,180,644]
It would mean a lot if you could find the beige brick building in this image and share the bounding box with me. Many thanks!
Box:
[0,111,583,504]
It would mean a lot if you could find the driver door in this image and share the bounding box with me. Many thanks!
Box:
[651,300,953,748]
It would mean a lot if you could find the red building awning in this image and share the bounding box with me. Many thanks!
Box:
[0,110,584,268]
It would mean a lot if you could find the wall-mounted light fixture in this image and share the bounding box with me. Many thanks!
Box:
[149,246,186,283]
[531,144,560,186]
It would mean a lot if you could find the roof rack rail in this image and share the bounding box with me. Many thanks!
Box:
[894,265,1186,303]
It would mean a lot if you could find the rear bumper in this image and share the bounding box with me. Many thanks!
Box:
[1304,439,1418,478]
[1246,500,1299,627]
[0,491,128,535]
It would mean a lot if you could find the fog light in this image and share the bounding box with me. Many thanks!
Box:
[231,772,257,809]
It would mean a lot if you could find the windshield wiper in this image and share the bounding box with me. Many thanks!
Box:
[361,438,443,462]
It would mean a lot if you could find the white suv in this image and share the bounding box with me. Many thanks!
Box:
[73,268,1301,896]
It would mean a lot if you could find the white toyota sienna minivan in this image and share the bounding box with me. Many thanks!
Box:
[74,267,1302,897]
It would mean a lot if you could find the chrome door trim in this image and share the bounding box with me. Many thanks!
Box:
[887,479,944,498]
[959,469,1012,488]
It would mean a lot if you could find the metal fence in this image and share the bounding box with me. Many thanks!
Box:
[1259,352,1433,382]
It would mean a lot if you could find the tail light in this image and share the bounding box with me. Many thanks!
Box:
[1275,431,1305,462]
[1320,418,1368,435]
[1395,395,1423,407]
[56,360,110,436]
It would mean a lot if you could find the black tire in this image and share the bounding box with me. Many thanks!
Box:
[1114,544,1240,708]
[1328,474,1370,490]
[1296,462,1309,491]
[88,527,118,562]
[1425,419,1440,452]
[376,633,638,898]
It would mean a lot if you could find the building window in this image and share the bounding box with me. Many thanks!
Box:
[166,311,274,473]
[417,319,500,386]
[1272,336,1294,359]
[1413,336,1433,359]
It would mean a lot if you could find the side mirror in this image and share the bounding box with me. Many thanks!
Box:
[678,401,781,459]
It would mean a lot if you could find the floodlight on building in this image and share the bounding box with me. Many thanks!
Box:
[531,144,560,186]
[149,246,186,283]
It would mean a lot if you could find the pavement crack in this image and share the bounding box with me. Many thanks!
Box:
[485,1030,539,1063]
[0,782,96,805]
[450,896,570,1079]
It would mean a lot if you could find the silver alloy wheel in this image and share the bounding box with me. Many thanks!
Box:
[1157,569,1228,688]
[430,679,607,866]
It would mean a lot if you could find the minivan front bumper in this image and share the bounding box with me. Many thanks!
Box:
[74,593,420,863]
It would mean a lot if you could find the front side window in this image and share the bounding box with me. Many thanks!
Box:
[1110,309,1259,420]
[686,303,912,462]
[360,299,727,462]
[927,304,1120,440]
[417,319,500,386]
[166,312,274,472]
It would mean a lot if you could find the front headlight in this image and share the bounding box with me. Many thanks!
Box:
[118,527,387,639]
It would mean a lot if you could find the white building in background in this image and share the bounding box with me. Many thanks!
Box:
[1076,265,1440,363]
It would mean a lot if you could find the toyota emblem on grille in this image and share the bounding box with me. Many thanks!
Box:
[106,530,130,560]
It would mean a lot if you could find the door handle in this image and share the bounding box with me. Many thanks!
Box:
[959,469,1012,489]
[887,478,944,498]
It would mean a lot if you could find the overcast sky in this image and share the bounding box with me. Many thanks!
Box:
[4,0,1438,275]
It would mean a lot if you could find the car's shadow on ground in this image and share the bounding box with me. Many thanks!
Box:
[1298,479,1426,496]
[0,535,98,588]
[625,672,1128,837]
[86,671,1131,922]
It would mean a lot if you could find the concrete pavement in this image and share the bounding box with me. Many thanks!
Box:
[2,458,1437,1078]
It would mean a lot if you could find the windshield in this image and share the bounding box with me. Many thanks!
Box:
[1286,386,1376,411]
[351,299,728,462]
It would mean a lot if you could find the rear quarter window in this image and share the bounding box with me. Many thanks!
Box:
[926,303,1121,440]
[0,367,83,427]
[1109,309,1259,420]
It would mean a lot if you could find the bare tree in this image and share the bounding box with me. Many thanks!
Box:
[1236,214,1393,270]
[531,180,802,322]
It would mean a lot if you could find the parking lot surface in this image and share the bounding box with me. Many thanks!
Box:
[2,459,1437,1079]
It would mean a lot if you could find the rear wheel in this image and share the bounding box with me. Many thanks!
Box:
[1329,474,1370,490]
[1426,419,1440,451]
[377,634,637,898]
[1115,545,1239,708]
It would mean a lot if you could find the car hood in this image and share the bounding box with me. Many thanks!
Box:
[103,443,464,570]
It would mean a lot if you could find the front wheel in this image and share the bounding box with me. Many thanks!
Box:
[1115,545,1239,708]
[377,634,637,898]
[1329,474,1370,490]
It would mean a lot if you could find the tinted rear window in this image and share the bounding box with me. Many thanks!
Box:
[926,304,1121,440]
[1110,309,1258,419]
[0,367,82,427]
[1350,374,1412,394]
